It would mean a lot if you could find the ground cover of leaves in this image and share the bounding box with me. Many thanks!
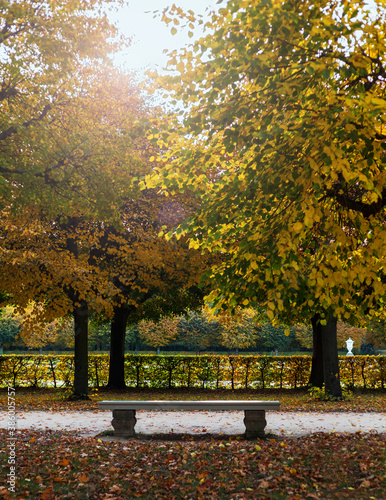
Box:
[1,388,385,498]
[0,429,385,499]
[0,387,385,413]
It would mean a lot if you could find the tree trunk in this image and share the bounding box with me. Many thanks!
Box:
[73,300,89,397]
[107,304,130,389]
[320,315,342,398]
[309,314,324,388]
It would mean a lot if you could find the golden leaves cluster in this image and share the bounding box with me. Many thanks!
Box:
[148,0,386,325]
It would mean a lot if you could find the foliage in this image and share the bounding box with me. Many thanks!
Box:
[148,0,386,400]
[255,322,297,352]
[308,384,352,401]
[14,304,75,349]
[0,306,21,347]
[217,308,258,351]
[0,429,385,499]
[52,318,76,350]
[293,324,313,350]
[0,354,384,390]
[149,0,386,327]
[366,319,386,349]
[138,316,179,350]
[177,310,222,353]
[0,0,131,218]
[88,321,110,352]
[360,341,376,355]
[125,324,142,351]
[337,322,367,352]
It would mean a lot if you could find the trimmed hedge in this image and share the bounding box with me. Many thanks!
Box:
[0,354,385,390]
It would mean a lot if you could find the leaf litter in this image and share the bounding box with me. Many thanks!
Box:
[0,429,385,499]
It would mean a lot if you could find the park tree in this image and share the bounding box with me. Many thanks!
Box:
[148,0,386,397]
[218,308,258,354]
[0,0,213,395]
[256,322,298,354]
[178,309,222,354]
[0,210,116,395]
[336,322,367,352]
[138,316,179,354]
[0,0,146,396]
[293,324,313,350]
[0,0,132,218]
[89,321,111,352]
[0,62,158,396]
[0,161,212,394]
[365,319,386,350]
[0,306,21,352]
[104,192,215,388]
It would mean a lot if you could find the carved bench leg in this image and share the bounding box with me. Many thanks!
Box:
[112,410,137,437]
[244,410,267,439]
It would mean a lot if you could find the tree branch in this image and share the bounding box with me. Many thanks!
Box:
[0,103,52,143]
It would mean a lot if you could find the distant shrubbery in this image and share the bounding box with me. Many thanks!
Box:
[0,354,384,390]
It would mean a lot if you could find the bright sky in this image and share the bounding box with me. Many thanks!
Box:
[110,1,220,75]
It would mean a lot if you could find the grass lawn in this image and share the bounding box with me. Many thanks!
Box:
[0,387,385,499]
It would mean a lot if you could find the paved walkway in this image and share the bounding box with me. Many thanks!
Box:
[1,410,385,438]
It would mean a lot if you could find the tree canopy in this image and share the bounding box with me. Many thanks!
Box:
[147,0,386,396]
[0,0,138,219]
[149,0,386,327]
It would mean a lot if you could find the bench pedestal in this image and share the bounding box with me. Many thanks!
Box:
[112,410,137,437]
[244,410,267,438]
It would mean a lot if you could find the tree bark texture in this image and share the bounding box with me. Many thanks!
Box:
[107,304,130,389]
[73,300,89,397]
[309,314,342,397]
[309,314,324,388]
[320,315,342,398]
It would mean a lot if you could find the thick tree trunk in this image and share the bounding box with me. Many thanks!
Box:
[309,314,324,388]
[309,314,342,397]
[107,305,130,389]
[320,315,342,398]
[73,300,89,397]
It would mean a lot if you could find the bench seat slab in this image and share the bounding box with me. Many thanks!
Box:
[99,400,280,411]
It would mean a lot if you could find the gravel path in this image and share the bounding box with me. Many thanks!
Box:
[1,410,385,438]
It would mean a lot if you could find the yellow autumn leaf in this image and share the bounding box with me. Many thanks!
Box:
[293,222,303,233]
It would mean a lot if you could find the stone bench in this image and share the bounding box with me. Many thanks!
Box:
[98,400,280,439]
